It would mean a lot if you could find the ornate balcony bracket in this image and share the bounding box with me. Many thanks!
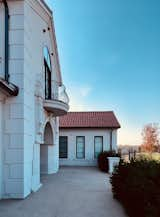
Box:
[0,77,19,97]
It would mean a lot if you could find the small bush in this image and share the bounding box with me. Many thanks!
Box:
[110,159,160,217]
[98,151,120,172]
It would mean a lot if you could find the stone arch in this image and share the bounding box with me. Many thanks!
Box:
[43,117,57,144]
[40,122,54,175]
[40,119,58,176]
[44,122,53,145]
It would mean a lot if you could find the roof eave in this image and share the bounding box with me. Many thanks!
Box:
[60,126,121,130]
[39,0,53,15]
[50,18,62,85]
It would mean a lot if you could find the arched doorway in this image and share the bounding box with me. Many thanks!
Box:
[44,122,53,146]
[40,122,53,174]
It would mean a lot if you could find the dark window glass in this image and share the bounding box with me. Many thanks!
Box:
[94,136,103,158]
[43,47,52,99]
[59,136,68,158]
[76,137,85,159]
[43,46,51,70]
[44,60,51,99]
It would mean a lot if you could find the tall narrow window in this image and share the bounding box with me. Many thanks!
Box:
[76,136,85,159]
[43,47,52,99]
[94,136,103,158]
[44,61,51,99]
[59,136,68,158]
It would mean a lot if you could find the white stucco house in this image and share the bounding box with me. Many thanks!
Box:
[0,0,69,199]
[59,112,121,166]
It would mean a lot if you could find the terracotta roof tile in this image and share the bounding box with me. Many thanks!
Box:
[59,111,121,129]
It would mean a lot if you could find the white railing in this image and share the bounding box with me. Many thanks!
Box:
[58,84,69,104]
[51,80,69,105]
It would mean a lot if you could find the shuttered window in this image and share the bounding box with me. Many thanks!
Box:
[59,136,68,158]
[76,136,85,159]
[94,136,103,158]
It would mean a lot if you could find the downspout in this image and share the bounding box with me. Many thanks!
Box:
[2,0,9,82]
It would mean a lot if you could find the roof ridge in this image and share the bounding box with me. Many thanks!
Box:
[68,111,114,113]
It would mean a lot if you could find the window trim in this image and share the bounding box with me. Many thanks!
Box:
[94,136,103,159]
[76,136,85,159]
[59,136,68,159]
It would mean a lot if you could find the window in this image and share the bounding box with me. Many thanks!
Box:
[44,61,51,99]
[94,136,103,158]
[76,136,85,159]
[44,46,51,70]
[59,136,68,158]
[43,47,52,99]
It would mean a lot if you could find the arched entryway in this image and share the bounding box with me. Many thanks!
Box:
[40,122,53,174]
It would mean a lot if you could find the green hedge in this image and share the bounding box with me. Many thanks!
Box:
[110,159,160,217]
[98,151,120,172]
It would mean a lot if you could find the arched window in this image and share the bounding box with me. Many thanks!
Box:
[43,47,52,99]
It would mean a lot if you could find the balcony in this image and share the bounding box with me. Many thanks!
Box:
[43,83,69,116]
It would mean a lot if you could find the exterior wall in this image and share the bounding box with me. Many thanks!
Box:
[1,0,26,199]
[23,0,60,195]
[0,0,60,199]
[59,129,118,166]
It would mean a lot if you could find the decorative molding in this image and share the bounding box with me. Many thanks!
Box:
[0,77,19,96]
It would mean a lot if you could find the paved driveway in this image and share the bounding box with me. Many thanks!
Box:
[0,167,126,217]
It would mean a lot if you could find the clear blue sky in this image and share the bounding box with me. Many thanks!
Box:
[46,0,160,146]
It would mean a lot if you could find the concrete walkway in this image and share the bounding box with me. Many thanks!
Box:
[0,167,126,217]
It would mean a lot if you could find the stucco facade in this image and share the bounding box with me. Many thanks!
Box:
[59,129,118,166]
[59,112,120,166]
[0,0,69,199]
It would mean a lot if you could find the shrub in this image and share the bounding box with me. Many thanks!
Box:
[98,151,120,172]
[110,159,160,217]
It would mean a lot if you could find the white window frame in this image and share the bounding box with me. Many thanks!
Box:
[76,136,85,159]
